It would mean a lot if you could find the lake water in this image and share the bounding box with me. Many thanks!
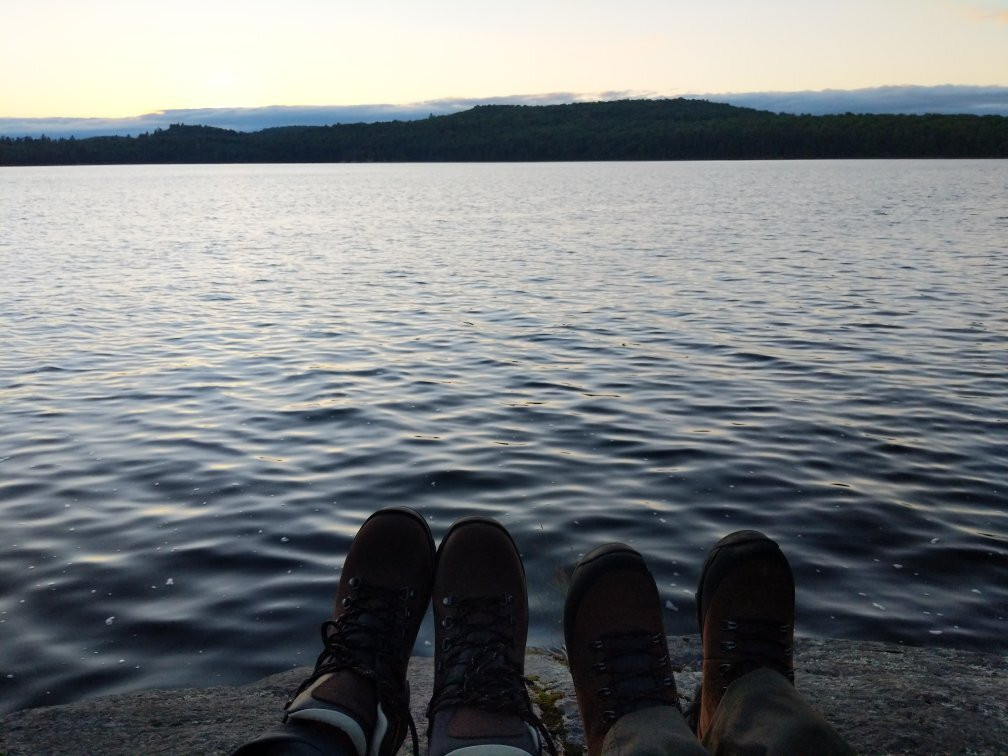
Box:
[1,160,1006,715]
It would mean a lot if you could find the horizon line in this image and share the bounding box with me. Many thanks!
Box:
[3,85,1008,139]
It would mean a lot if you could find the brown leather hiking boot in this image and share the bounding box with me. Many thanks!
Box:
[427,517,555,756]
[280,507,435,756]
[564,543,681,756]
[690,530,795,740]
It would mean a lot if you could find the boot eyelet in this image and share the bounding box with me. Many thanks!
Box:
[592,639,605,650]
[720,663,732,673]
[722,619,737,631]
[442,638,452,651]
[597,687,612,699]
[348,577,361,588]
[721,640,736,651]
[442,595,455,607]
[592,661,607,672]
[441,617,454,629]
[602,710,617,723]
[663,677,674,687]
[341,596,352,607]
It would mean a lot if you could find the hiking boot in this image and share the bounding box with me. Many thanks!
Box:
[426,517,555,756]
[563,543,681,756]
[689,530,795,739]
[282,507,436,756]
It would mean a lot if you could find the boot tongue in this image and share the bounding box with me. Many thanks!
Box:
[329,588,406,688]
[336,591,398,655]
[597,633,674,715]
[454,598,514,659]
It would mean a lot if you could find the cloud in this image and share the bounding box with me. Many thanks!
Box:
[964,5,1008,23]
[690,85,1008,116]
[0,92,649,138]
[2,86,1006,138]
[0,105,438,139]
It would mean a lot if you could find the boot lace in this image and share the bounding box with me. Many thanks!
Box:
[426,593,557,756]
[686,617,793,732]
[589,631,679,723]
[714,617,794,689]
[285,577,420,756]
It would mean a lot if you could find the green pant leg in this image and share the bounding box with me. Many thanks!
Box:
[601,705,709,756]
[702,668,854,756]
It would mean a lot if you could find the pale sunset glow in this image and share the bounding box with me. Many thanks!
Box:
[1,0,1006,118]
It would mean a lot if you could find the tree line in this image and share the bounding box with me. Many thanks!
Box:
[2,98,1006,166]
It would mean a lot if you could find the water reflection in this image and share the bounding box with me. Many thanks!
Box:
[1,161,1006,715]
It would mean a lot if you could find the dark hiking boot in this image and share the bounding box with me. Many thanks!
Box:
[282,507,436,756]
[426,517,555,756]
[563,543,681,756]
[688,530,795,739]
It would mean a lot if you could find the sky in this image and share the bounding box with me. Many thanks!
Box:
[1,0,1007,129]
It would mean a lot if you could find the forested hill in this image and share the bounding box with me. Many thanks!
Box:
[3,98,1007,165]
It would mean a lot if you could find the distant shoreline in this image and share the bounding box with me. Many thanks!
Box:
[3,99,1007,166]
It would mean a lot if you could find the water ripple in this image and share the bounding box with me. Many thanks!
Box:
[1,161,1006,714]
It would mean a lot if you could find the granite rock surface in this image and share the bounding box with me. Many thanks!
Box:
[2,637,1005,755]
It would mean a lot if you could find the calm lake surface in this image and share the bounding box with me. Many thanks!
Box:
[1,161,1006,714]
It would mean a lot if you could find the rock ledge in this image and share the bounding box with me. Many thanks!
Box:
[2,637,1005,755]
